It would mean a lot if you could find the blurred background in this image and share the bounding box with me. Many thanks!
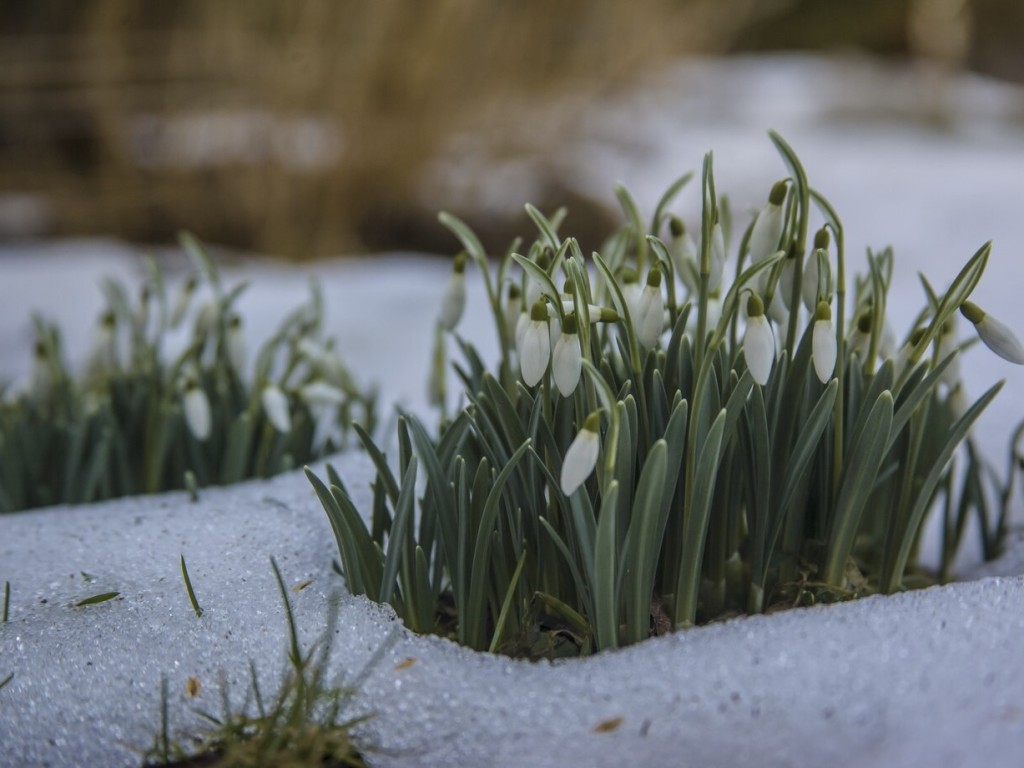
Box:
[1,0,1022,259]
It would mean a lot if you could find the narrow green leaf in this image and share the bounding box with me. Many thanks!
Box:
[524,203,562,252]
[881,381,1003,592]
[380,457,418,605]
[180,555,203,618]
[489,548,529,654]
[593,480,621,651]
[622,440,669,645]
[824,391,894,585]
[465,439,533,650]
[675,408,729,627]
[75,591,119,607]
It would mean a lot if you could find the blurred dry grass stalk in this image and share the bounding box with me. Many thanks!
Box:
[0,0,756,259]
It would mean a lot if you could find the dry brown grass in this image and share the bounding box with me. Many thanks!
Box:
[1,0,758,258]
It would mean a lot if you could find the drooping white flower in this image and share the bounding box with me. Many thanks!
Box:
[525,250,552,309]
[848,311,873,363]
[548,311,561,350]
[767,287,789,328]
[552,314,582,397]
[747,180,787,266]
[86,310,119,380]
[812,301,837,384]
[438,252,467,331]
[170,275,198,328]
[503,284,522,342]
[30,340,52,400]
[182,377,211,441]
[515,310,530,352]
[519,300,551,387]
[744,293,775,386]
[803,231,831,312]
[635,267,665,349]
[621,269,642,323]
[299,380,347,409]
[261,385,291,433]
[669,216,699,292]
[961,301,1024,364]
[560,412,601,495]
[226,313,247,373]
[558,299,617,324]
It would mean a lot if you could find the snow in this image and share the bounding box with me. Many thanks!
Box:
[3,54,1024,767]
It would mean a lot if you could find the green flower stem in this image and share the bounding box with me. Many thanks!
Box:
[694,152,716,366]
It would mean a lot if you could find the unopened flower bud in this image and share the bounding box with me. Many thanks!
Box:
[961,301,1024,364]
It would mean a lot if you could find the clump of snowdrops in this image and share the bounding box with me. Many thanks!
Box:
[0,234,375,512]
[307,133,1024,658]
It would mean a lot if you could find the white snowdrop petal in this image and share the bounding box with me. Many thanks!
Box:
[812,319,837,383]
[515,312,529,351]
[748,202,784,264]
[183,385,211,441]
[261,386,292,433]
[636,285,665,349]
[560,429,600,495]
[519,322,551,387]
[767,290,789,327]
[977,315,1024,364]
[438,272,466,331]
[622,283,642,324]
[802,256,819,313]
[552,333,582,397]
[300,380,346,408]
[744,315,775,386]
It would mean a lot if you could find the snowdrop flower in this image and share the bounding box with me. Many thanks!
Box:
[560,411,601,495]
[635,267,665,350]
[525,250,551,309]
[515,309,530,352]
[438,252,467,331]
[170,275,198,328]
[558,300,617,324]
[960,301,1024,364]
[548,311,561,350]
[744,293,775,386]
[300,380,347,409]
[621,269,642,322]
[297,338,354,389]
[193,300,219,342]
[552,314,582,397]
[503,284,522,342]
[261,385,291,433]
[669,216,699,291]
[812,301,837,383]
[848,311,873,362]
[518,300,551,387]
[86,310,118,380]
[748,180,787,268]
[30,340,52,400]
[226,313,246,373]
[802,229,831,312]
[767,285,789,327]
[181,377,211,441]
